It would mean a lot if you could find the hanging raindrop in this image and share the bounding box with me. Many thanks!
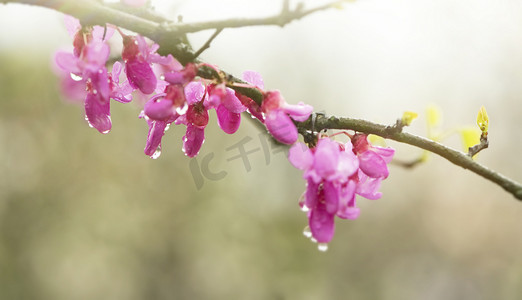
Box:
[317,243,328,252]
[302,226,312,238]
[151,146,162,159]
[176,103,188,115]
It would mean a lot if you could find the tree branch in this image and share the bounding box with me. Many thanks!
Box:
[4,0,522,201]
[297,115,522,201]
[163,0,347,34]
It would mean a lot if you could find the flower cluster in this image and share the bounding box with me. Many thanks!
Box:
[289,133,394,250]
[54,17,313,158]
[54,17,395,250]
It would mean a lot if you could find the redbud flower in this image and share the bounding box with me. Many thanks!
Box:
[55,17,117,133]
[122,34,174,94]
[207,83,246,134]
[289,135,394,249]
[241,71,313,144]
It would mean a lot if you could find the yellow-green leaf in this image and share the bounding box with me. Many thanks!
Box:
[477,106,489,133]
[401,111,418,126]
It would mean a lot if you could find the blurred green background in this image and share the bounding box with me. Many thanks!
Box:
[1,1,522,299]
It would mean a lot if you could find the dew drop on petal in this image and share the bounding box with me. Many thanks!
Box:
[164,124,171,132]
[160,75,165,80]
[85,115,94,128]
[176,103,188,115]
[310,237,317,244]
[318,243,329,252]
[151,147,162,159]
[303,226,312,238]
[70,73,83,81]
[92,90,98,95]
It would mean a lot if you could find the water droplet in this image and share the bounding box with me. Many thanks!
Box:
[176,103,188,115]
[70,73,83,81]
[317,243,328,252]
[310,237,317,243]
[101,129,110,134]
[84,115,94,128]
[302,226,312,238]
[160,75,165,80]
[151,147,162,159]
[92,90,98,95]
[164,124,171,132]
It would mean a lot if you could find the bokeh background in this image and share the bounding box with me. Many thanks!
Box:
[1,0,522,299]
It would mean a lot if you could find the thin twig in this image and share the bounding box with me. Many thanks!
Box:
[468,134,489,158]
[165,1,346,34]
[390,157,425,169]
[192,28,224,59]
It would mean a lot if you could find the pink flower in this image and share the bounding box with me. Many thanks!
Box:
[176,81,209,157]
[241,71,313,144]
[143,113,178,158]
[289,138,359,244]
[54,17,121,134]
[352,134,394,179]
[207,83,246,134]
[289,135,394,248]
[122,34,174,94]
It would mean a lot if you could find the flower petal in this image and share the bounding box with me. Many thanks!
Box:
[84,92,111,134]
[337,150,359,179]
[184,81,206,105]
[305,178,319,209]
[313,138,340,179]
[358,150,389,178]
[55,52,81,74]
[144,97,174,121]
[288,142,314,170]
[323,181,339,214]
[356,171,383,200]
[125,58,157,94]
[216,104,241,134]
[372,146,395,164]
[283,102,313,122]
[337,180,359,219]
[309,193,335,243]
[221,88,246,113]
[64,15,81,38]
[242,70,264,89]
[92,25,114,42]
[265,110,298,145]
[90,69,111,103]
[144,120,167,157]
[182,124,205,157]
